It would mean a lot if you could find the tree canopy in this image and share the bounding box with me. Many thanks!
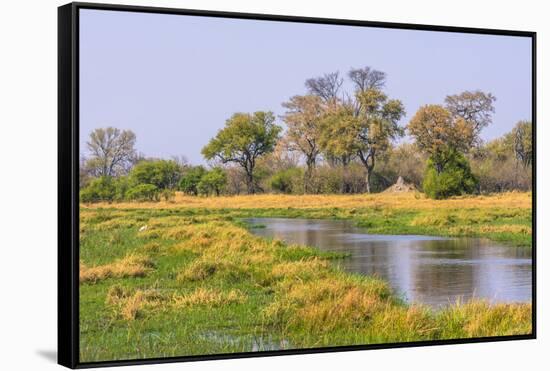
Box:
[444,90,496,146]
[86,127,137,177]
[320,87,405,193]
[282,95,325,192]
[129,159,182,190]
[201,111,282,194]
[407,104,474,173]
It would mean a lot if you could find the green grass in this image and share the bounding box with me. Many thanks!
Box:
[79,204,532,362]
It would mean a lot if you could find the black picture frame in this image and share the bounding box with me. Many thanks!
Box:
[58,2,537,368]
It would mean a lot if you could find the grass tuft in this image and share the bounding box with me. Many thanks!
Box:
[80,254,154,283]
[172,288,247,307]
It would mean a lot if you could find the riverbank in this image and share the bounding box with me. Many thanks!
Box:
[79,197,532,362]
[83,192,533,247]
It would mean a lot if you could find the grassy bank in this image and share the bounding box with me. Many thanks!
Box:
[84,192,532,247]
[79,194,532,362]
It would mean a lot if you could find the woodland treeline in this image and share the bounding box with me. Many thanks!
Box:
[80,66,532,201]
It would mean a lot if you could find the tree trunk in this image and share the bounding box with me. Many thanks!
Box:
[359,150,375,194]
[341,156,351,194]
[245,173,255,194]
[305,157,315,194]
[243,159,256,194]
[365,168,372,193]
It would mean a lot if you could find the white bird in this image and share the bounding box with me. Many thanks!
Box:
[139,225,148,232]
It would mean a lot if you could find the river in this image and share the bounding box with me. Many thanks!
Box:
[246,217,532,307]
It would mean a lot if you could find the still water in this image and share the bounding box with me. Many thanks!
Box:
[247,218,532,307]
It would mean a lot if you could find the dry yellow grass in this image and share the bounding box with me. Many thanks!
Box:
[82,191,531,210]
[263,275,394,332]
[106,286,168,320]
[438,300,532,337]
[172,288,246,307]
[80,254,154,283]
[270,259,330,281]
[105,285,247,321]
[370,305,437,340]
[177,260,234,281]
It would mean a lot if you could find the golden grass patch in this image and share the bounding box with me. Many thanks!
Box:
[264,276,394,332]
[172,288,246,308]
[83,192,531,211]
[478,225,532,235]
[95,218,138,231]
[270,259,329,281]
[369,305,437,340]
[80,254,154,283]
[177,259,250,283]
[106,285,168,320]
[410,214,457,227]
[438,300,532,337]
[447,224,532,236]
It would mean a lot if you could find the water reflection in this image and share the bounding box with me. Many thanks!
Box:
[247,218,532,307]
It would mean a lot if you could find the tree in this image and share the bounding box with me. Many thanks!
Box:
[318,103,358,192]
[282,95,325,193]
[307,67,403,193]
[320,88,405,193]
[444,90,496,146]
[348,67,386,93]
[129,159,182,189]
[512,121,533,167]
[179,166,207,195]
[305,72,343,103]
[423,148,478,199]
[86,127,137,177]
[202,111,282,194]
[407,104,474,173]
[197,168,227,196]
[470,134,532,193]
[353,89,405,192]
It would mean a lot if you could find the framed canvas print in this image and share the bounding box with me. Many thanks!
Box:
[58,2,536,368]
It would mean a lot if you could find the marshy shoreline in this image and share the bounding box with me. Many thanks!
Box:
[79,192,532,362]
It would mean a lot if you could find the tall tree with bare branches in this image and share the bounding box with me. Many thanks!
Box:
[282,95,325,193]
[444,90,496,146]
[348,66,386,92]
[86,127,137,177]
[305,71,343,103]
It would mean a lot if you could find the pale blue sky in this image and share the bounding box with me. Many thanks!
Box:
[79,9,532,164]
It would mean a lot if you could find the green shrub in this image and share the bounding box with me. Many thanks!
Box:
[126,184,160,201]
[270,168,303,194]
[197,168,227,196]
[179,166,207,195]
[80,176,116,203]
[129,160,182,189]
[423,150,478,199]
[113,176,131,201]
